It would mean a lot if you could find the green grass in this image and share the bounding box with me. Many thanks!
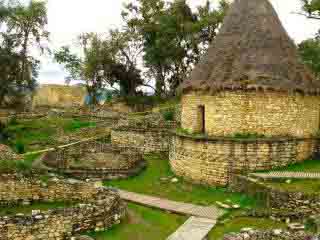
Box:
[87,203,186,240]
[0,202,74,216]
[266,179,320,193]
[208,217,286,240]
[105,154,256,208]
[271,159,320,172]
[3,117,97,152]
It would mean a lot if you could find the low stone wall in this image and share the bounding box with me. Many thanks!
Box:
[230,175,320,218]
[170,133,319,186]
[111,114,176,154]
[0,174,126,240]
[111,128,172,154]
[223,230,316,240]
[42,140,145,180]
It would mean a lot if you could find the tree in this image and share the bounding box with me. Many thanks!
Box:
[55,31,144,105]
[300,0,320,19]
[0,0,44,108]
[122,0,229,96]
[6,0,49,84]
[298,35,320,77]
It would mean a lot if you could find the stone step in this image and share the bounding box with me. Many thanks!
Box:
[167,217,216,240]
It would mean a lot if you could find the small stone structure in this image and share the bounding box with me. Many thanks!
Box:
[170,0,320,186]
[42,138,145,180]
[0,174,126,240]
[230,175,320,218]
[111,114,176,155]
[223,230,316,240]
[0,144,22,162]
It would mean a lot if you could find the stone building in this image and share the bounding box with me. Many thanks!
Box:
[170,0,320,186]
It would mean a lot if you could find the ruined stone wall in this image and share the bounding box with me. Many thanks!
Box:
[42,141,145,180]
[223,231,316,240]
[111,128,172,154]
[170,134,319,186]
[181,91,320,137]
[0,175,125,240]
[230,175,320,218]
[32,84,86,109]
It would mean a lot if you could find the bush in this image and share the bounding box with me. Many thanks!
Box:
[162,110,175,121]
[15,140,25,154]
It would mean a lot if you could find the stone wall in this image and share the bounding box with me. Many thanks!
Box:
[224,230,316,240]
[230,175,320,218]
[42,140,145,180]
[111,113,176,154]
[181,91,320,137]
[0,174,125,240]
[170,133,319,185]
[32,84,87,109]
[111,128,172,155]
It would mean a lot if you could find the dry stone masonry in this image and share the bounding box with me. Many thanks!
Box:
[170,0,320,186]
[0,174,126,240]
[170,134,319,185]
[223,230,317,240]
[42,139,145,180]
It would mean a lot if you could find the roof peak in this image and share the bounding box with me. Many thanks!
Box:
[182,0,320,95]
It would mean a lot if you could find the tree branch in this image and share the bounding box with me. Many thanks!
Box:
[293,11,320,20]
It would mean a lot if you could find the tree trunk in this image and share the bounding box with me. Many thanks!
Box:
[20,31,29,84]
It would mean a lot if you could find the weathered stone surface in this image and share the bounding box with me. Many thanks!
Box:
[0,174,126,240]
[230,175,320,218]
[181,91,320,138]
[170,134,319,186]
[223,230,316,240]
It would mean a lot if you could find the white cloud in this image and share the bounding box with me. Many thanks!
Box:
[38,0,320,85]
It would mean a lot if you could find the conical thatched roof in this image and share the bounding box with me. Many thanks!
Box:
[183,0,320,95]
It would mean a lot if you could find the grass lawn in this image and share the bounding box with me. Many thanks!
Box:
[0,202,74,216]
[208,217,286,240]
[264,159,320,173]
[86,203,285,240]
[87,203,187,240]
[105,154,256,208]
[3,117,97,152]
[266,179,320,193]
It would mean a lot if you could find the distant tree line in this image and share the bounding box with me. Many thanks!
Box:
[2,0,320,108]
[0,0,48,108]
[55,0,229,102]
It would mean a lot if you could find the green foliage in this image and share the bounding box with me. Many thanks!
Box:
[87,203,186,240]
[162,109,174,121]
[301,0,320,19]
[105,153,256,208]
[0,0,48,107]
[233,133,266,139]
[15,140,25,154]
[122,0,229,95]
[298,37,320,77]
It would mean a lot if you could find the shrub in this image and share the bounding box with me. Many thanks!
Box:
[15,140,25,154]
[162,110,175,121]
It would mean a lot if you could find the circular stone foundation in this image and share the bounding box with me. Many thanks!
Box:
[169,133,319,186]
[41,140,145,180]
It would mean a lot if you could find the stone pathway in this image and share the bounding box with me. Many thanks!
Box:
[250,171,320,180]
[118,190,224,220]
[167,217,216,240]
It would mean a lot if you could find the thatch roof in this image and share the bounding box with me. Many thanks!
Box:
[183,0,320,95]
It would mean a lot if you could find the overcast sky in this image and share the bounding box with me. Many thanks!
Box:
[38,0,320,85]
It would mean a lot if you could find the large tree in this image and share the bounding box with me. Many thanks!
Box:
[55,31,144,104]
[122,0,229,96]
[0,0,45,108]
[6,0,49,84]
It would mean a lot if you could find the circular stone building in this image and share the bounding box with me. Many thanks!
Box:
[170,0,320,186]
